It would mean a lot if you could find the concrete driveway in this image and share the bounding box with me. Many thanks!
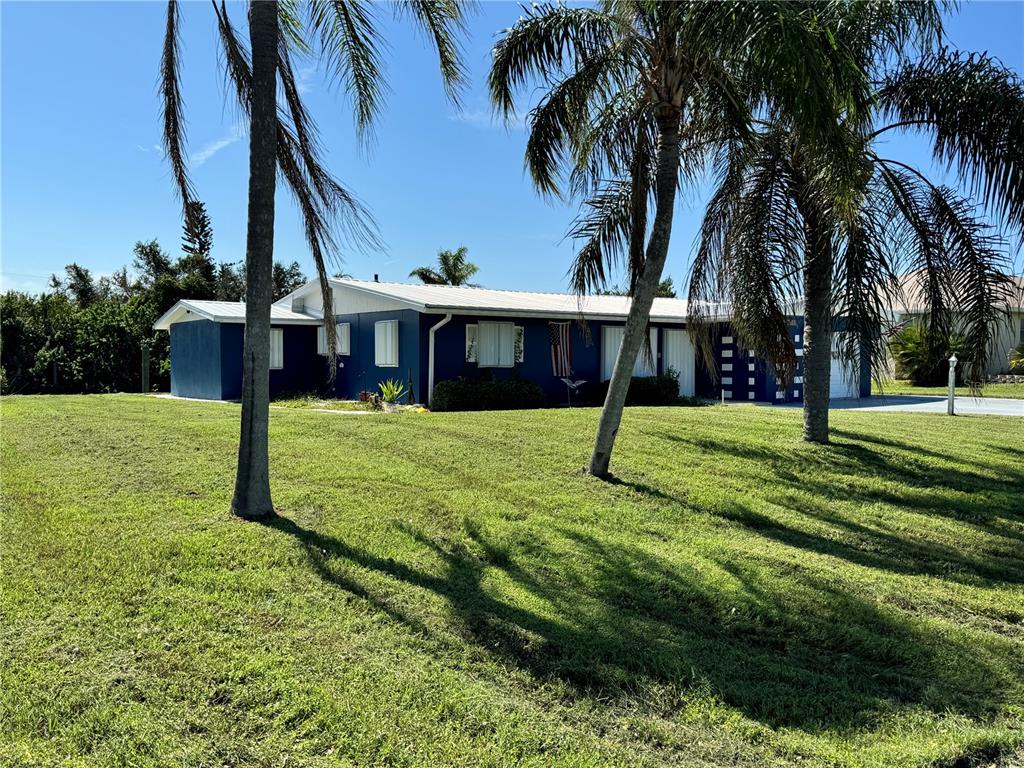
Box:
[800,395,1024,416]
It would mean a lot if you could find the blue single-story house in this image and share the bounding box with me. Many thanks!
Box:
[154,278,870,405]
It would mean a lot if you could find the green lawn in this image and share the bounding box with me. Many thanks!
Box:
[2,396,1022,767]
[873,379,1024,399]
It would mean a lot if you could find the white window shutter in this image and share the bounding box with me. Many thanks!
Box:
[514,326,524,363]
[466,324,478,362]
[337,323,350,355]
[374,320,398,367]
[498,323,514,367]
[317,326,326,355]
[269,328,284,369]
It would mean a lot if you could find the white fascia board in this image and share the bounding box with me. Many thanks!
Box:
[153,301,214,331]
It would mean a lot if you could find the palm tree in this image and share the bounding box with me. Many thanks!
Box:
[161,0,468,517]
[409,246,479,285]
[687,4,1024,443]
[490,0,866,477]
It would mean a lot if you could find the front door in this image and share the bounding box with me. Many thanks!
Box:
[664,329,695,396]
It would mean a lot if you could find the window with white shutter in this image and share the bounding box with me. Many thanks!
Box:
[601,326,658,380]
[317,323,350,356]
[478,321,515,367]
[269,328,284,369]
[374,320,399,367]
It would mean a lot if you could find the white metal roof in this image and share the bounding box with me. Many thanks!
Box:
[306,278,699,322]
[153,299,321,331]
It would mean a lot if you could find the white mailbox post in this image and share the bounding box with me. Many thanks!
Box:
[947,354,958,416]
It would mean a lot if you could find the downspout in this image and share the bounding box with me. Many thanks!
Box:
[427,313,453,407]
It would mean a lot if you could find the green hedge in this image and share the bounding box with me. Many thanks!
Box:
[589,371,682,406]
[430,378,545,412]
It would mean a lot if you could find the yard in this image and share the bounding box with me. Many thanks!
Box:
[873,379,1024,399]
[2,396,1022,767]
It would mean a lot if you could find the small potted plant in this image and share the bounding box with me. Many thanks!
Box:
[378,379,408,413]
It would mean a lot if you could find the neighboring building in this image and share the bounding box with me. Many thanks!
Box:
[890,273,1024,376]
[154,278,870,405]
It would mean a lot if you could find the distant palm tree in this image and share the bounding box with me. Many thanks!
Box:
[688,4,1024,443]
[491,0,865,477]
[410,246,479,286]
[161,0,468,517]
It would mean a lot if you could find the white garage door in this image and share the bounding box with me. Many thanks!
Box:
[829,337,860,399]
[663,329,695,396]
[601,326,658,380]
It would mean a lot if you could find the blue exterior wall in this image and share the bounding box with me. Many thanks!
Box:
[218,324,322,400]
[170,321,320,401]
[328,309,422,400]
[170,320,224,399]
[169,309,872,404]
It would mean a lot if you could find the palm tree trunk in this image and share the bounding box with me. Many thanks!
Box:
[588,111,681,478]
[799,199,833,444]
[231,0,278,518]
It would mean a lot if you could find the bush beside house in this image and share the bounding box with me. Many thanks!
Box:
[430,378,545,411]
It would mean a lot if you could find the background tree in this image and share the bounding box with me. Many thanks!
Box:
[410,246,479,286]
[272,261,308,300]
[598,278,676,298]
[492,0,865,477]
[160,0,469,517]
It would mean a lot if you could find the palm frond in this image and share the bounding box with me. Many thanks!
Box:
[161,0,195,220]
[409,267,446,285]
[566,179,632,296]
[393,0,470,105]
[522,38,638,197]
[878,49,1024,237]
[489,3,627,120]
[927,185,1017,384]
[308,0,387,140]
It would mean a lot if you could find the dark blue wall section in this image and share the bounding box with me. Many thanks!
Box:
[170,320,224,400]
[329,309,422,400]
[169,322,319,401]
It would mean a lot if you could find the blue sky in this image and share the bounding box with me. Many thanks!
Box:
[2,1,1022,296]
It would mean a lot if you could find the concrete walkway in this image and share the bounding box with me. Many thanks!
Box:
[779,394,1024,416]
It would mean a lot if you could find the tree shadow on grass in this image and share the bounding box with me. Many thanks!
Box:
[260,511,1015,735]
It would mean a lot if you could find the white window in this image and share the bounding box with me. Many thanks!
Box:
[722,363,732,372]
[467,322,523,367]
[477,321,515,367]
[269,328,283,370]
[601,326,658,380]
[374,320,399,367]
[317,323,350,356]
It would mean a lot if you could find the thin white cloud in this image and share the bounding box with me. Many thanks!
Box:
[192,124,245,168]
[449,108,525,131]
[295,65,316,95]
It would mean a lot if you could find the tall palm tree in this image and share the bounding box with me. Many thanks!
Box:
[409,246,479,285]
[490,0,866,477]
[161,0,469,517]
[687,4,1024,443]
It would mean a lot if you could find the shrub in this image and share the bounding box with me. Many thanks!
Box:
[378,378,407,404]
[889,325,966,386]
[1009,343,1024,374]
[431,377,545,412]
[588,370,681,406]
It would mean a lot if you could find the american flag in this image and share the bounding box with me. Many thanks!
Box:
[549,322,572,377]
